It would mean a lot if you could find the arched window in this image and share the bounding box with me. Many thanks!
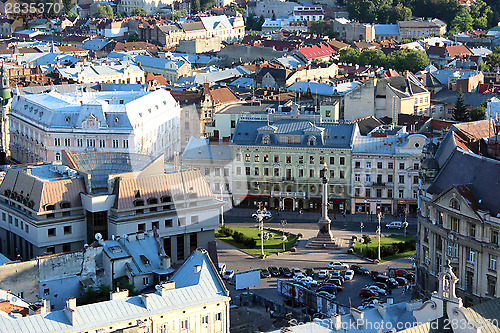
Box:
[309,136,316,146]
[55,152,61,161]
[450,199,460,211]
[262,135,270,145]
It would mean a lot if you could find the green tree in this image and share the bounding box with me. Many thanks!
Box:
[470,100,489,121]
[131,7,147,16]
[388,49,429,73]
[172,10,188,21]
[94,4,114,18]
[191,0,201,14]
[310,21,338,38]
[358,49,387,67]
[272,13,276,20]
[452,91,470,122]
[485,52,500,70]
[127,31,138,42]
[450,6,473,32]
[338,48,361,64]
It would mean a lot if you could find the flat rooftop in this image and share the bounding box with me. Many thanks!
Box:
[218,102,279,115]
[17,164,78,182]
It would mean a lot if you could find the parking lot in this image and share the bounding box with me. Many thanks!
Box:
[217,224,415,311]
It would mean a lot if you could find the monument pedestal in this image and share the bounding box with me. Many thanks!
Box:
[305,218,340,249]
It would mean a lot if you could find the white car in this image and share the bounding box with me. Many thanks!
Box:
[344,270,354,280]
[223,270,235,280]
[292,267,302,276]
[328,262,349,270]
[386,221,403,229]
[293,273,305,282]
[251,210,272,220]
[298,276,318,287]
[318,270,328,279]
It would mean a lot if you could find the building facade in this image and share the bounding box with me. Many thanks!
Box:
[7,87,180,163]
[231,105,356,213]
[351,128,425,215]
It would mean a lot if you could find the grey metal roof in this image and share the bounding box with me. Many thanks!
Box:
[431,88,496,108]
[352,135,416,155]
[182,138,232,161]
[427,148,500,216]
[0,249,228,333]
[232,119,355,149]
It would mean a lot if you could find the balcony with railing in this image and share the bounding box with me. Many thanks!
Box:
[271,191,306,198]
[370,181,386,187]
[282,177,295,182]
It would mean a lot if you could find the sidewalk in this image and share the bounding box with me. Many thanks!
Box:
[225,207,418,224]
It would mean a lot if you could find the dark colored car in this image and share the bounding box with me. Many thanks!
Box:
[320,282,344,292]
[362,296,381,305]
[317,286,337,295]
[260,269,271,278]
[359,288,379,297]
[387,278,399,289]
[305,268,315,277]
[371,270,380,280]
[351,265,370,275]
[395,277,407,286]
[268,266,280,277]
[375,274,398,288]
[370,282,388,290]
[280,267,293,277]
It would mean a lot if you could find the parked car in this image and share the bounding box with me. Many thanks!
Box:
[371,271,380,280]
[358,303,376,310]
[386,221,403,229]
[351,265,370,275]
[344,270,354,280]
[387,278,399,289]
[328,278,343,286]
[218,263,226,275]
[223,270,235,280]
[317,286,337,295]
[395,277,407,286]
[328,261,349,270]
[305,268,315,277]
[260,269,271,278]
[330,271,345,283]
[252,210,272,219]
[293,273,306,282]
[301,276,319,287]
[318,270,329,279]
[370,282,388,290]
[280,267,293,277]
[367,285,387,295]
[268,266,280,277]
[359,288,379,297]
[321,282,343,292]
[317,291,336,299]
[396,269,415,280]
[292,267,302,276]
[361,296,380,305]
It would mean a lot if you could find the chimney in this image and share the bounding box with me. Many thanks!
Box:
[64,298,77,325]
[194,265,202,274]
[39,299,50,314]
[110,288,129,300]
[141,294,150,309]
[156,281,176,297]
[331,313,342,331]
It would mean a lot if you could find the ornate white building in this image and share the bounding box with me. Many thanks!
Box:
[7,86,181,163]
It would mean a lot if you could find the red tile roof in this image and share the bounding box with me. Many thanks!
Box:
[298,43,334,60]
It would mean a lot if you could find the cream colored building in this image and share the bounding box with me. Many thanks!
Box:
[56,63,146,84]
[0,249,231,333]
[118,0,172,15]
[398,19,447,39]
[7,86,180,164]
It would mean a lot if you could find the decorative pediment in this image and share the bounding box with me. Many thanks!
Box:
[82,114,100,130]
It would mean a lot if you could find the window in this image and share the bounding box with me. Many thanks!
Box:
[263,135,269,144]
[492,230,499,245]
[387,188,393,198]
[388,162,394,169]
[54,138,61,146]
[205,168,210,176]
[254,155,259,162]
[264,155,269,163]
[77,138,83,147]
[329,170,334,178]
[451,217,459,232]
[298,169,304,177]
[413,163,419,170]
[264,168,269,176]
[214,168,220,176]
[215,312,222,321]
[274,155,279,163]
[365,174,371,182]
[202,315,209,324]
[310,156,314,164]
[48,228,56,237]
[355,188,360,197]
[44,288,50,296]
[286,156,291,163]
[165,219,172,227]
[340,157,345,165]
[309,169,314,178]
[99,139,105,148]
[143,277,149,285]
[55,153,61,161]
[488,276,496,297]
[366,161,372,169]
[398,189,404,198]
[224,168,229,177]
[450,199,460,210]
[413,175,419,184]
[181,319,188,330]
[399,175,405,184]
[387,174,393,183]
[355,174,360,182]
[123,140,129,148]
[413,190,418,199]
[245,167,250,175]
[298,156,303,164]
[453,243,459,257]
[138,223,146,232]
[330,157,335,164]
[377,162,383,169]
[365,189,371,197]
[339,170,345,179]
[152,221,159,230]
[468,248,476,263]
[489,254,498,271]
[447,244,453,257]
[236,154,241,162]
[355,161,360,169]
[64,226,72,235]
[254,167,259,176]
[64,138,71,146]
[236,167,241,175]
[320,156,325,164]
[376,189,382,198]
[274,168,279,177]
[399,163,405,170]
[245,154,250,162]
[470,224,476,237]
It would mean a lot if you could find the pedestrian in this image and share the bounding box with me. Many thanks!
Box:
[333,213,337,220]
[402,288,406,296]
[342,210,346,218]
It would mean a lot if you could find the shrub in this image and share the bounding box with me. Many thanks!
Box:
[362,234,372,244]
[219,226,233,237]
[297,233,303,239]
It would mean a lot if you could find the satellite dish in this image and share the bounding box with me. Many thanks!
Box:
[95,233,103,241]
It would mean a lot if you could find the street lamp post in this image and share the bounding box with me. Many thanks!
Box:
[281,220,287,252]
[377,212,382,261]
[254,202,266,259]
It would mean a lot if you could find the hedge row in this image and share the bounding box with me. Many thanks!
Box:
[217,226,257,248]
[363,239,416,260]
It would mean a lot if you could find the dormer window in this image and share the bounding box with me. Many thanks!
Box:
[262,135,270,145]
[450,199,460,211]
[309,136,316,146]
